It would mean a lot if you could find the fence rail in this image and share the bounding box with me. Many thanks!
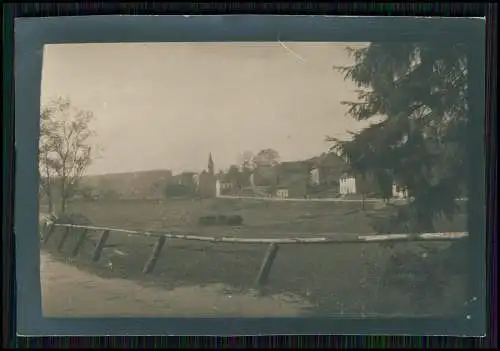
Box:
[217,195,469,203]
[50,223,468,244]
[41,221,468,291]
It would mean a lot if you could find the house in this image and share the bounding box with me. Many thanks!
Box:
[339,175,357,195]
[247,160,309,199]
[277,161,310,174]
[276,173,309,199]
[276,189,289,199]
[276,161,310,182]
[310,168,320,186]
[308,152,348,187]
[392,183,408,199]
[337,171,392,198]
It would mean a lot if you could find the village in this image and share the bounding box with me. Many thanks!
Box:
[77,151,409,202]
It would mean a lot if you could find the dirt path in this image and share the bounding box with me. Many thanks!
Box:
[40,252,313,317]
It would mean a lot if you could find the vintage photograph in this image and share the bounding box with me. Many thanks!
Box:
[38,41,469,318]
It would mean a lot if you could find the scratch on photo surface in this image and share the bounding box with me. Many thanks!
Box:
[277,33,306,63]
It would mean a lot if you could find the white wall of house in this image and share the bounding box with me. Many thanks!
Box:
[309,168,320,186]
[339,176,357,195]
[276,189,289,199]
[215,179,221,197]
[392,183,408,198]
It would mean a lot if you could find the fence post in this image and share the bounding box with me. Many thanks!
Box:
[70,229,88,257]
[142,236,167,274]
[42,223,56,244]
[91,230,110,263]
[57,227,72,252]
[255,242,279,289]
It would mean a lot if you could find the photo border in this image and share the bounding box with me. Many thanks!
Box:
[12,14,488,337]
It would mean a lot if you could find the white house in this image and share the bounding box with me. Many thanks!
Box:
[220,182,232,190]
[339,176,357,195]
[309,168,320,186]
[392,183,408,199]
[276,189,289,199]
[215,179,221,197]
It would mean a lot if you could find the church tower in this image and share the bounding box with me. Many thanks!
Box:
[208,153,214,175]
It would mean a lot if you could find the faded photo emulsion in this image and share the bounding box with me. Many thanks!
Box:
[38,42,469,318]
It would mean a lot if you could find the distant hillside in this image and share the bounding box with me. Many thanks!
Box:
[81,169,173,199]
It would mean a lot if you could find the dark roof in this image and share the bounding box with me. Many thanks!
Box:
[313,152,348,168]
[303,156,321,166]
[280,161,304,166]
[277,173,309,188]
[277,161,310,174]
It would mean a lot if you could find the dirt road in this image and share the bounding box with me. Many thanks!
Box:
[40,252,313,317]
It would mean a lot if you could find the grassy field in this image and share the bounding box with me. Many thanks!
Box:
[41,197,468,317]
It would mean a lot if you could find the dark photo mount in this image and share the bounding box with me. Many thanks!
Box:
[3,2,495,344]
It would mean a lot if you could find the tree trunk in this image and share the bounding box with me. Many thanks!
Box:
[47,196,53,214]
[45,183,54,214]
[43,182,54,214]
[60,181,67,214]
[61,196,67,214]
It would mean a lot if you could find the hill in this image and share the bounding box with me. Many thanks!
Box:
[81,169,173,199]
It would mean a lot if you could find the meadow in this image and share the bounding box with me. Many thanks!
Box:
[41,197,468,317]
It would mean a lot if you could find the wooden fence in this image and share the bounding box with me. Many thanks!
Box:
[41,222,468,290]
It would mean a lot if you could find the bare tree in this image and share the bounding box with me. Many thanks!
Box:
[39,98,96,214]
[39,107,56,213]
[237,150,255,169]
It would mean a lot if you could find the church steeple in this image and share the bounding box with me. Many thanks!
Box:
[208,153,214,175]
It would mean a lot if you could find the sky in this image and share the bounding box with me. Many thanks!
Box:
[41,42,371,176]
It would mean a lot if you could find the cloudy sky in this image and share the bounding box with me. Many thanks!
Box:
[41,42,371,175]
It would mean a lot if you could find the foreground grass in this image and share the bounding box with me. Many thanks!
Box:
[41,198,468,317]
